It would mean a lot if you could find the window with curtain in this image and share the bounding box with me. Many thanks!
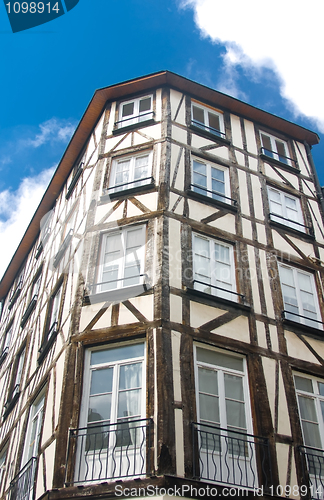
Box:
[193,233,236,301]
[260,131,291,165]
[81,343,145,448]
[268,187,304,231]
[109,152,152,194]
[117,95,153,129]
[97,226,146,293]
[278,264,322,329]
[192,158,230,203]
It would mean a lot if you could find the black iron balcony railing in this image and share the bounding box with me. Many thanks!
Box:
[260,147,297,167]
[192,423,272,490]
[190,184,237,206]
[66,418,152,485]
[104,176,154,195]
[269,213,314,235]
[20,295,38,328]
[9,457,37,500]
[88,274,147,295]
[115,111,154,128]
[38,321,58,363]
[282,310,324,330]
[192,280,245,303]
[299,445,324,499]
[191,120,226,139]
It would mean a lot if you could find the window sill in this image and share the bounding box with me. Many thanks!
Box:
[3,391,19,420]
[282,317,324,338]
[190,123,230,145]
[260,153,299,173]
[186,286,250,313]
[113,118,155,136]
[83,283,148,305]
[100,182,156,203]
[187,189,237,212]
[269,219,314,240]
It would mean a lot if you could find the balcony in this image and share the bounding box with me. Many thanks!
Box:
[299,445,324,499]
[192,423,272,490]
[66,418,152,485]
[188,184,237,211]
[102,176,155,201]
[9,457,37,500]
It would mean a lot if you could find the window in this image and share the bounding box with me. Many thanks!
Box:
[268,187,305,232]
[191,157,231,204]
[0,447,7,493]
[21,271,42,328]
[193,345,260,488]
[191,101,225,138]
[193,234,237,302]
[43,284,62,348]
[5,346,25,415]
[294,374,324,494]
[108,152,153,195]
[97,226,146,294]
[10,393,45,500]
[0,322,13,364]
[8,269,24,310]
[279,264,322,329]
[117,95,153,129]
[260,132,291,165]
[74,342,146,483]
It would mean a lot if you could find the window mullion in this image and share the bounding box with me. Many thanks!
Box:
[111,363,119,424]
[218,369,227,429]
[207,163,212,193]
[293,268,303,318]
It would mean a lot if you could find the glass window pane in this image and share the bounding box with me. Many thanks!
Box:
[194,236,209,256]
[198,367,218,395]
[119,363,142,390]
[199,393,219,423]
[91,343,144,366]
[208,112,220,132]
[226,400,246,429]
[122,102,134,117]
[295,375,313,393]
[318,382,324,397]
[139,97,151,113]
[302,420,321,448]
[196,347,243,371]
[298,395,318,422]
[224,374,244,401]
[193,106,205,124]
[88,394,111,422]
[90,368,113,395]
[118,389,141,418]
[261,134,272,153]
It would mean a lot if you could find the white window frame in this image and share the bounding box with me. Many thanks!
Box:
[193,344,255,487]
[191,101,225,137]
[97,225,146,294]
[278,264,322,329]
[191,157,230,203]
[268,187,305,232]
[260,131,291,166]
[77,341,146,482]
[109,151,153,194]
[192,233,237,302]
[117,95,153,129]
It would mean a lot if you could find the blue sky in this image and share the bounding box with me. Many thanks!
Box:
[0,0,323,277]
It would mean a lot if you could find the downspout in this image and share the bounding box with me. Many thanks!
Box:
[304,141,324,225]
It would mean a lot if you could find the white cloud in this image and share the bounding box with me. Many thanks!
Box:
[0,167,55,279]
[181,0,324,131]
[24,118,75,148]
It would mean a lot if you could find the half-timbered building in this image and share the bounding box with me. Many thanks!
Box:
[0,71,324,500]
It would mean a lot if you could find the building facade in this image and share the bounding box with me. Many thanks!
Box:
[0,71,324,500]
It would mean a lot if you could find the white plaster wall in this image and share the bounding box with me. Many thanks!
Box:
[247,244,261,314]
[259,249,275,319]
[251,174,264,220]
[285,330,321,364]
[269,324,279,353]
[188,199,218,221]
[294,141,311,177]
[129,295,154,322]
[170,294,182,324]
[54,353,65,429]
[256,223,267,245]
[170,89,185,124]
[230,114,243,149]
[262,357,276,424]
[235,151,245,167]
[106,101,116,136]
[244,120,257,155]
[248,156,258,171]
[272,231,301,258]
[169,218,182,289]
[242,218,253,241]
[172,124,187,144]
[190,302,224,329]
[155,88,162,123]
[210,213,236,234]
[211,316,250,343]
[238,170,250,216]
[256,321,267,349]
[277,366,291,436]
